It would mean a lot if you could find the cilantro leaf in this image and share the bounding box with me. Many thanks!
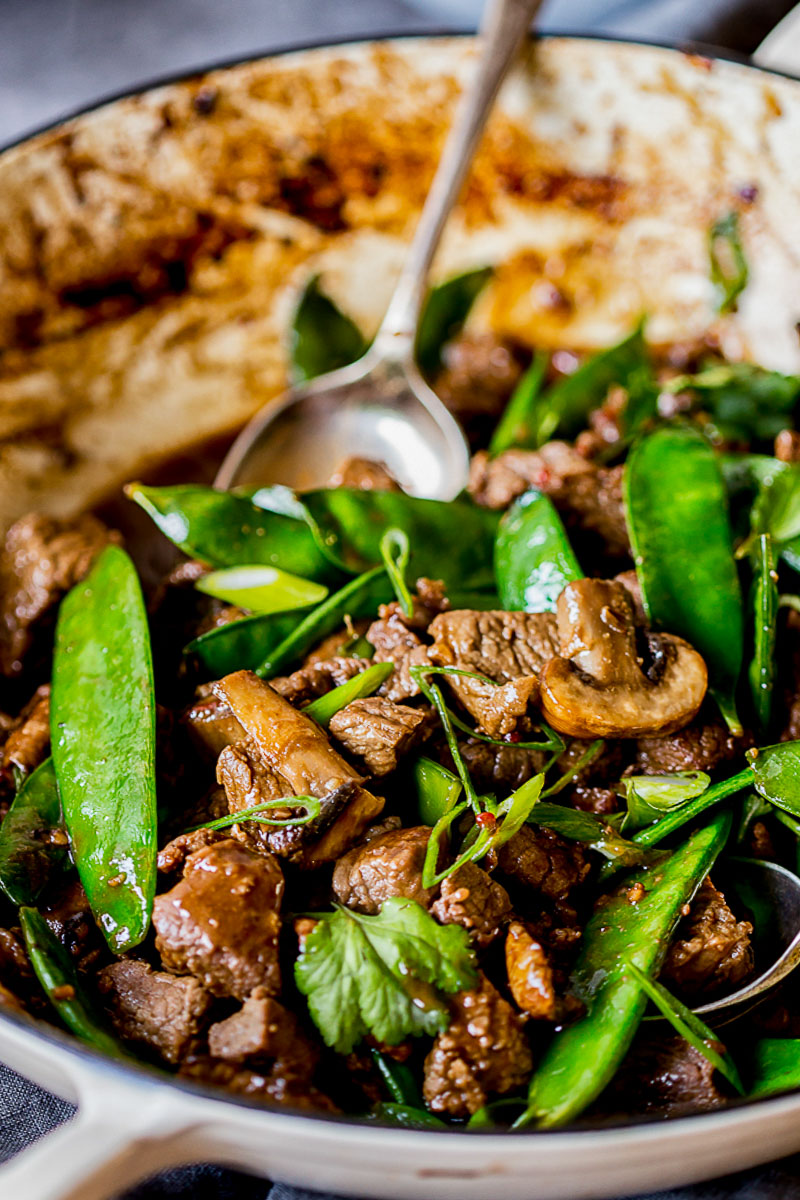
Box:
[294,897,478,1053]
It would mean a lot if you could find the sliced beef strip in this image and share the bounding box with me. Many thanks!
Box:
[597,1032,727,1118]
[633,711,741,774]
[468,442,629,557]
[0,927,34,1011]
[0,684,50,787]
[0,513,120,677]
[423,973,532,1117]
[157,827,226,875]
[213,671,384,867]
[363,579,450,703]
[153,838,284,1000]
[97,959,212,1064]
[216,741,293,856]
[427,609,559,737]
[41,879,104,972]
[332,826,437,913]
[568,785,619,814]
[775,429,800,463]
[505,921,557,1021]
[660,878,753,1001]
[496,824,590,904]
[183,692,247,760]
[455,739,548,791]
[430,862,512,949]
[303,621,371,666]
[329,696,432,776]
[270,656,370,706]
[326,457,400,491]
[433,332,528,447]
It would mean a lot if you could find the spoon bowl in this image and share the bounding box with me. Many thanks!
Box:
[215,350,470,497]
[695,857,800,1020]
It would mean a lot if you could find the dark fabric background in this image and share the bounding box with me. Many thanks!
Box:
[0,0,798,1196]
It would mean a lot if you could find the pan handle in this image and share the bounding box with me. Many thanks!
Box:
[0,1068,197,1200]
[753,2,800,72]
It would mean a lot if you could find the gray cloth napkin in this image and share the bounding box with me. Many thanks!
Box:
[1,0,798,1197]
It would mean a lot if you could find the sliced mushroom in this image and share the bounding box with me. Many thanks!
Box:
[539,579,707,738]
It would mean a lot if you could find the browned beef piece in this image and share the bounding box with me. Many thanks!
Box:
[574,386,628,458]
[0,513,120,676]
[0,684,51,787]
[208,989,320,1104]
[660,878,753,1000]
[423,974,532,1117]
[569,786,619,814]
[329,696,431,776]
[304,621,371,665]
[433,332,527,446]
[456,739,547,791]
[497,824,590,903]
[271,656,369,706]
[327,457,400,491]
[332,826,436,913]
[183,692,246,759]
[505,921,556,1020]
[157,828,226,874]
[0,927,34,1011]
[179,1054,337,1111]
[557,736,627,789]
[97,959,212,1064]
[469,442,629,556]
[153,838,284,999]
[775,429,800,463]
[366,614,430,702]
[599,1032,727,1118]
[634,712,741,774]
[216,741,293,856]
[430,862,512,948]
[213,672,384,867]
[41,879,103,972]
[428,609,559,736]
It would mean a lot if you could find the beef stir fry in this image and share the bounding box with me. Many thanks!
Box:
[3,262,800,1131]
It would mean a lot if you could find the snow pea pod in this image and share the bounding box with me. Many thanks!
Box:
[748,534,778,731]
[488,351,549,455]
[126,483,337,582]
[625,425,744,733]
[415,267,492,377]
[414,757,463,827]
[252,487,499,591]
[51,545,157,954]
[494,489,582,612]
[291,275,369,383]
[19,906,126,1057]
[185,608,312,677]
[749,1039,800,1099]
[0,759,67,907]
[257,566,394,678]
[750,740,800,819]
[516,811,731,1129]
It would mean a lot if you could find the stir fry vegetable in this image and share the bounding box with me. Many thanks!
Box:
[6,275,800,1135]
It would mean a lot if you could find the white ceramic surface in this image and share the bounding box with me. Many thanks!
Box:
[1,30,800,1200]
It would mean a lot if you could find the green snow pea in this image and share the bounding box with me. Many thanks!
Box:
[748,534,778,731]
[414,757,463,827]
[127,483,337,582]
[257,566,394,678]
[369,1104,447,1130]
[494,489,582,612]
[666,365,799,448]
[304,662,394,726]
[528,802,646,865]
[516,811,731,1129]
[415,267,493,377]
[185,608,311,677]
[750,740,800,819]
[625,425,744,733]
[531,322,652,447]
[369,1047,423,1108]
[749,1040,800,1099]
[51,545,157,954]
[618,771,711,833]
[291,275,369,383]
[0,759,67,907]
[252,486,500,591]
[488,351,549,455]
[19,906,127,1056]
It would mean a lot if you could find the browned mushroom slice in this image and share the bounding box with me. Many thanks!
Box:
[212,670,384,867]
[539,579,707,739]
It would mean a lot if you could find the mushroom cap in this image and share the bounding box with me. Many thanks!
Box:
[538,579,708,739]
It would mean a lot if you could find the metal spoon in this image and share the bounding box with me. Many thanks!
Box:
[215,0,544,498]
[694,858,800,1020]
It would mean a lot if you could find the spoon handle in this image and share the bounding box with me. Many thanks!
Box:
[373,0,544,358]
